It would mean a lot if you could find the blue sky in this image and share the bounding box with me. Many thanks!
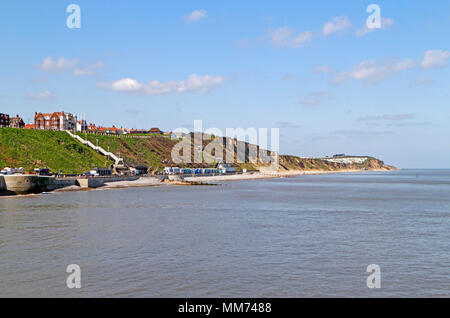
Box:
[0,1,449,168]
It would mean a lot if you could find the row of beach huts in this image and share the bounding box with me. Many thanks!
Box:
[163,164,237,176]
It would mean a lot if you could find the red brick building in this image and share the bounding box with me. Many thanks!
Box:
[34,112,77,131]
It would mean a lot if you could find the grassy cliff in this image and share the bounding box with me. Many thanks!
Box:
[77,133,396,172]
[75,133,178,171]
[0,128,113,174]
[0,129,396,174]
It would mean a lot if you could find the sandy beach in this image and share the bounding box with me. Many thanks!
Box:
[183,169,370,183]
[104,169,384,188]
[103,176,165,188]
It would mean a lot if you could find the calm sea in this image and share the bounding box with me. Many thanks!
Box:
[0,170,449,297]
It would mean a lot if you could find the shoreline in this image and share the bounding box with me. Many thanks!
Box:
[183,168,394,182]
[1,169,396,198]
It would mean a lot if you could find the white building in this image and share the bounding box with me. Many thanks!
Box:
[61,113,77,131]
[76,120,88,132]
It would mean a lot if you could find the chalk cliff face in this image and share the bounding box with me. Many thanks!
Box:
[275,156,397,172]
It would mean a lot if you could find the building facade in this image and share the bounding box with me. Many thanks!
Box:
[34,112,77,131]
[129,129,149,134]
[150,128,163,134]
[0,113,10,128]
[9,115,25,128]
[76,120,88,132]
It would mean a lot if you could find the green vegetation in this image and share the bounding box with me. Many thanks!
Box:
[0,128,112,174]
[75,133,178,172]
[0,128,395,175]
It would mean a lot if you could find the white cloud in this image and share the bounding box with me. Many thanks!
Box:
[290,31,314,48]
[334,58,415,84]
[420,50,450,69]
[40,56,78,72]
[40,56,103,76]
[73,61,104,76]
[185,10,207,22]
[356,17,395,36]
[28,91,54,101]
[269,27,292,47]
[331,49,449,84]
[394,59,416,71]
[100,78,143,92]
[266,16,352,49]
[322,16,351,36]
[98,74,227,95]
[269,27,313,48]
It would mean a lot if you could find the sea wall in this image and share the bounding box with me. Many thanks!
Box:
[76,176,140,189]
[0,176,6,192]
[47,178,77,191]
[1,175,141,195]
[2,175,55,194]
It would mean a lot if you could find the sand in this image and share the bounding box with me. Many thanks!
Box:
[183,169,368,182]
[103,176,164,189]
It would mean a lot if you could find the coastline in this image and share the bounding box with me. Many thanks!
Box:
[1,169,396,198]
[183,168,393,183]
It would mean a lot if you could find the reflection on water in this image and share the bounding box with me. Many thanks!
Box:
[0,170,449,297]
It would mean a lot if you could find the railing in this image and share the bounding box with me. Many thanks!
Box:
[65,130,124,165]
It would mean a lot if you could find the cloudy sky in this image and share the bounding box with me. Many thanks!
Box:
[1,1,449,168]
